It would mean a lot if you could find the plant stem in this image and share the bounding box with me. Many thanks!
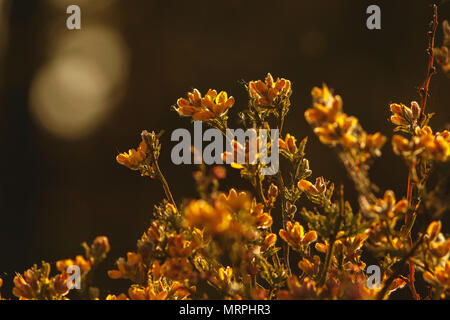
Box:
[376,234,425,300]
[318,185,344,286]
[277,170,291,275]
[154,160,178,211]
[256,173,268,205]
[318,237,335,287]
[419,4,438,120]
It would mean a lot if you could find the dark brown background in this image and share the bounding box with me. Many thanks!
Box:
[0,0,449,298]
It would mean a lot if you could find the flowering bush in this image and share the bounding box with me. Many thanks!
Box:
[1,9,449,301]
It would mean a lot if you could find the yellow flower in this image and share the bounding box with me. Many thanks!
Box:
[392,135,412,156]
[128,285,169,300]
[423,261,450,290]
[426,221,442,241]
[298,177,326,195]
[312,114,358,147]
[51,273,71,297]
[218,266,233,283]
[364,132,387,152]
[12,270,39,300]
[176,88,234,121]
[249,73,291,107]
[362,190,407,221]
[305,84,343,124]
[161,258,195,281]
[298,179,318,195]
[430,238,450,258]
[184,199,232,234]
[262,233,277,251]
[298,256,320,275]
[392,129,450,161]
[279,133,297,154]
[56,255,91,273]
[389,101,420,125]
[108,252,142,280]
[106,293,129,300]
[116,140,147,170]
[279,221,317,250]
[167,235,195,257]
[221,137,262,170]
[217,188,252,212]
[423,130,450,161]
[250,202,273,229]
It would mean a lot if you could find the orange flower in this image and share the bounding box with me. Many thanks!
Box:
[108,252,142,280]
[12,270,39,299]
[362,190,407,219]
[106,293,129,300]
[218,267,233,283]
[262,233,277,251]
[51,273,71,296]
[217,188,252,212]
[279,134,297,154]
[249,73,291,107]
[392,135,412,156]
[298,256,320,275]
[128,285,168,300]
[364,132,387,155]
[167,235,195,257]
[312,114,358,147]
[221,136,261,170]
[426,221,442,241]
[250,202,273,229]
[298,177,326,195]
[56,255,91,273]
[279,221,317,250]
[389,101,420,126]
[184,199,232,234]
[305,85,342,124]
[423,261,450,290]
[176,89,234,121]
[116,140,147,170]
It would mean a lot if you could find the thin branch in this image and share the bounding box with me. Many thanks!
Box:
[419,4,438,119]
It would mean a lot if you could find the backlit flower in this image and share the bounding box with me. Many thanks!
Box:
[176,89,234,121]
[116,140,147,170]
[249,73,292,107]
[279,221,317,250]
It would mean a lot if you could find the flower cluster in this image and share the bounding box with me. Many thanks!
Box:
[249,73,292,109]
[10,237,109,300]
[2,9,449,300]
[392,125,450,162]
[175,89,235,121]
[305,85,386,158]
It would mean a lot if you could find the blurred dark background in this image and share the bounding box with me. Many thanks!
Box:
[0,0,449,298]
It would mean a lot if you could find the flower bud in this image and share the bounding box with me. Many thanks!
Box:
[410,101,421,120]
[91,236,111,260]
[390,103,403,115]
[314,177,326,193]
[268,183,279,200]
[52,273,70,296]
[426,221,441,241]
[298,180,319,195]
